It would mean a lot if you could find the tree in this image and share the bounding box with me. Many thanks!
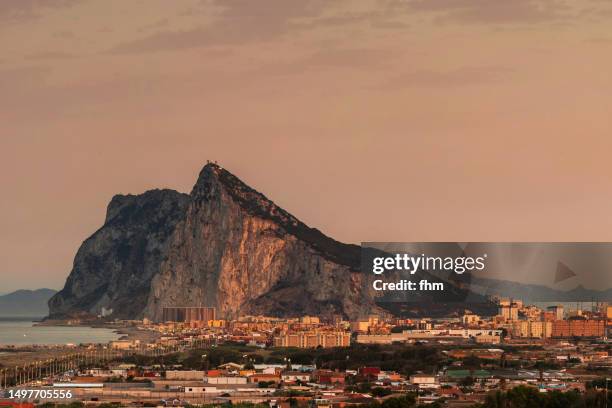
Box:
[380,394,416,408]
[459,376,475,387]
[371,387,392,397]
[463,355,482,369]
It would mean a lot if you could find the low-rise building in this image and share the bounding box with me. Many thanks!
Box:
[409,374,438,387]
[551,319,605,338]
[166,370,205,380]
[205,376,248,385]
[249,373,281,384]
[281,371,311,383]
[110,340,140,350]
[313,370,346,385]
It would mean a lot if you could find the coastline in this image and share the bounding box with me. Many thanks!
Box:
[32,320,161,343]
[0,318,160,367]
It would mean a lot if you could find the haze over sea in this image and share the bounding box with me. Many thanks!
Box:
[0,317,120,346]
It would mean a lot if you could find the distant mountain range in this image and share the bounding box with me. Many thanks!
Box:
[0,289,58,317]
[470,277,612,303]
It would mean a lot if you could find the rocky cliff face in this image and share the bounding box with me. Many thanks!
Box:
[48,189,189,319]
[49,163,377,320]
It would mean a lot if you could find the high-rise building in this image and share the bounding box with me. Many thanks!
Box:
[547,305,564,320]
[512,320,552,338]
[162,307,216,323]
[498,299,519,321]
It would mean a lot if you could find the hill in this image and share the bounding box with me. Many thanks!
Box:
[0,288,57,317]
[470,277,612,302]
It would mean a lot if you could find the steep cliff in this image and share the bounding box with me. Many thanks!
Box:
[48,189,189,319]
[49,163,377,320]
[144,164,371,320]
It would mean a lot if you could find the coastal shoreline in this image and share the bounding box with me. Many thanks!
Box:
[28,320,160,344]
[33,320,159,341]
[0,319,160,367]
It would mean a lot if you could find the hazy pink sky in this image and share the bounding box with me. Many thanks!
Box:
[2,0,612,292]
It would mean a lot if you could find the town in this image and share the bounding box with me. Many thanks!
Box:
[1,299,611,407]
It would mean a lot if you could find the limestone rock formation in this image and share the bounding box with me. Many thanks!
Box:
[144,164,372,320]
[48,189,189,319]
[49,163,374,320]
[49,163,494,320]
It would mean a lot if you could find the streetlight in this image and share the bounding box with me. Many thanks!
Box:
[202,354,208,371]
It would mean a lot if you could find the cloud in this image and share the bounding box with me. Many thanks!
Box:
[25,51,77,60]
[304,48,400,68]
[292,10,410,30]
[106,0,576,56]
[108,26,250,54]
[139,18,170,32]
[108,0,331,54]
[585,37,612,44]
[0,0,79,23]
[402,0,569,25]
[580,3,612,22]
[379,66,514,89]
[0,65,50,92]
[52,30,75,39]
[260,47,401,76]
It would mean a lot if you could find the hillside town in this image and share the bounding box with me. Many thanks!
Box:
[1,299,611,407]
